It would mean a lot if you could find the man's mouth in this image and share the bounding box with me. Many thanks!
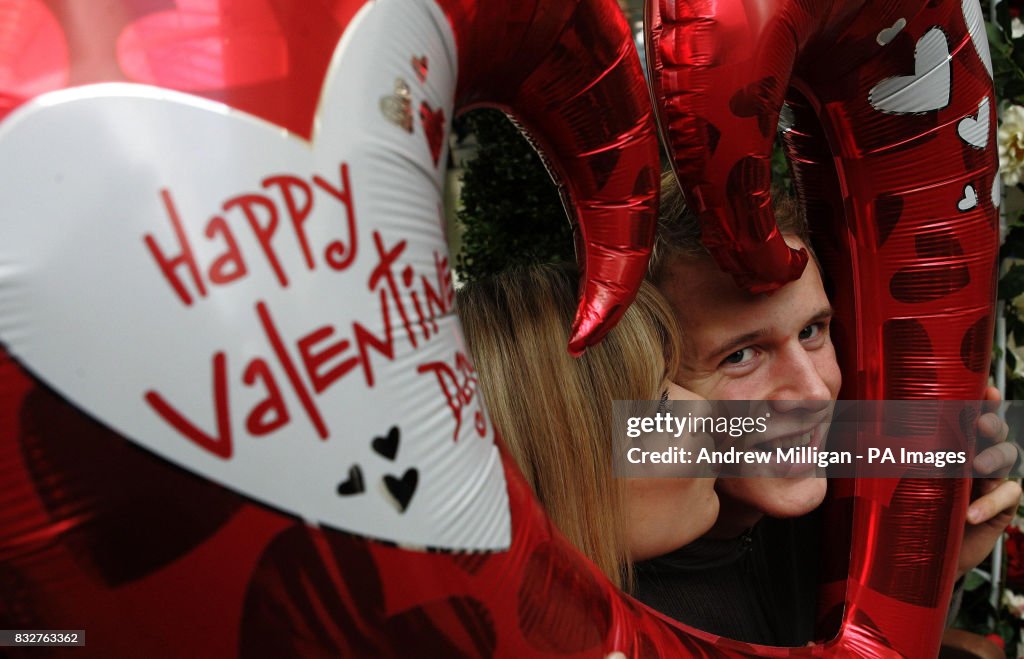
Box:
[750,429,815,453]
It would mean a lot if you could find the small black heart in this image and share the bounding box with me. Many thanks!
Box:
[383,469,418,513]
[372,426,400,461]
[337,465,365,496]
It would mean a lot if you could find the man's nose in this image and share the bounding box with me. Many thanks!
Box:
[768,344,832,414]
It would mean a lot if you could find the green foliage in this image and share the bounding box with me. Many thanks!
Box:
[988,4,1024,103]
[955,570,997,635]
[986,0,1024,401]
[1001,263,1024,300]
[771,136,795,197]
[453,109,573,284]
[1001,183,1024,405]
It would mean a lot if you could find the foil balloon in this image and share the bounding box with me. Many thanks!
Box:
[0,0,690,656]
[0,0,994,656]
[1,1,899,658]
[648,0,997,656]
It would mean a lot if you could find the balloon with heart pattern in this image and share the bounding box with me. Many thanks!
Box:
[647,0,997,655]
[0,0,740,655]
[3,0,996,655]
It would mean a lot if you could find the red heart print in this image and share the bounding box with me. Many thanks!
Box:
[411,55,428,82]
[419,101,445,167]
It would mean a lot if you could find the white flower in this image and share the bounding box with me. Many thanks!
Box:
[1003,588,1024,619]
[1014,17,1024,39]
[998,104,1024,186]
[1009,334,1024,380]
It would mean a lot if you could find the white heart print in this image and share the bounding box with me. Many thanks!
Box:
[876,18,906,46]
[869,28,951,115]
[957,97,990,149]
[0,0,510,551]
[958,184,978,211]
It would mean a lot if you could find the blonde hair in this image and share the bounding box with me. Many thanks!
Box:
[457,263,680,589]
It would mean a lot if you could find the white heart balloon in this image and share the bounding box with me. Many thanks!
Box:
[0,0,510,551]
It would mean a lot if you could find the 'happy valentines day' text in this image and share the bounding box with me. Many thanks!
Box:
[139,161,486,459]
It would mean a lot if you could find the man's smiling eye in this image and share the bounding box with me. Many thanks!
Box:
[722,347,755,365]
[799,323,823,341]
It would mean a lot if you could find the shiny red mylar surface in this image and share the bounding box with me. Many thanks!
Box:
[0,0,729,657]
[0,0,996,657]
[440,0,662,355]
[648,0,997,656]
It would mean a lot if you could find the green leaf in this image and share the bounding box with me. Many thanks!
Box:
[1001,226,1024,261]
[988,20,1013,60]
[995,1,1014,43]
[964,569,989,592]
[1000,264,1024,300]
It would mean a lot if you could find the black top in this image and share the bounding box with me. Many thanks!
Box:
[632,514,821,647]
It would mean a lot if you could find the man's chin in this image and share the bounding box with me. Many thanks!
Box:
[721,475,828,520]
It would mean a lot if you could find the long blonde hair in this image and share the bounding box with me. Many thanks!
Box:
[457,263,680,589]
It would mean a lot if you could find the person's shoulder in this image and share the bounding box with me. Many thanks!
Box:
[757,511,822,547]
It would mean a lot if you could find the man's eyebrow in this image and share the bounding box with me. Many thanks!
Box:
[807,306,834,324]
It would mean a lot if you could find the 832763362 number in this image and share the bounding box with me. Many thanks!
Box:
[1,630,85,647]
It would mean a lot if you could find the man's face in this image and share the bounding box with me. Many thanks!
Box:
[657,236,841,521]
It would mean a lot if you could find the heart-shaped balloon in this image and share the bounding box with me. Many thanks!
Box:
[0,0,508,551]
